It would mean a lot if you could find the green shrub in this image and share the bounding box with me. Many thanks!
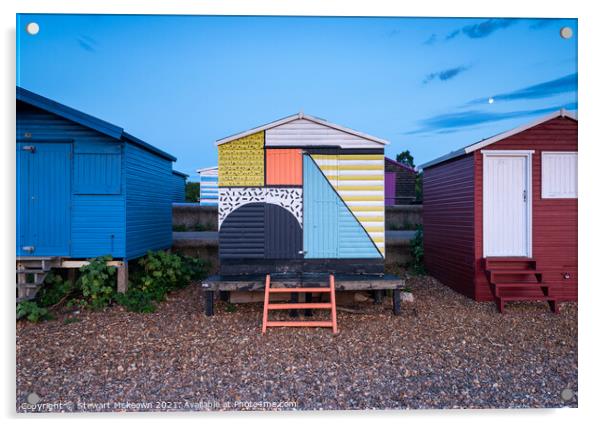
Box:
[37,272,74,307]
[117,251,208,312]
[172,224,187,232]
[409,225,425,275]
[115,288,157,313]
[74,255,117,310]
[17,301,52,322]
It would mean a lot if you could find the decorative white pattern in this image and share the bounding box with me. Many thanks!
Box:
[219,187,303,229]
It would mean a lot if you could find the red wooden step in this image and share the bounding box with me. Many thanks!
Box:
[488,269,542,275]
[267,303,332,310]
[492,282,555,298]
[485,257,536,270]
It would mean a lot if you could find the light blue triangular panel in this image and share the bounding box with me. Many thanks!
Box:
[303,155,381,259]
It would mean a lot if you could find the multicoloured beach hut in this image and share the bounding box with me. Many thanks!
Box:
[216,112,388,275]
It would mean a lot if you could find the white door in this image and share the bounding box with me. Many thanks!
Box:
[483,152,531,257]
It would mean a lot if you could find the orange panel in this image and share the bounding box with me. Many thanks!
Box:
[266,149,302,185]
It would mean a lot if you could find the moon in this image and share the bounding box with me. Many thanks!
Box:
[488,97,495,104]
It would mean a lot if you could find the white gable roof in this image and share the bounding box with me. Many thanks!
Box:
[196,166,218,176]
[215,112,389,148]
[420,109,577,170]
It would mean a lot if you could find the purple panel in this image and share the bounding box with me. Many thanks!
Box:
[385,172,396,206]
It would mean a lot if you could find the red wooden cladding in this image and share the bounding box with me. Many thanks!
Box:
[424,116,577,303]
[474,116,578,301]
[423,154,475,299]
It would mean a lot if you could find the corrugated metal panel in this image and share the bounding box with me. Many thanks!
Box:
[303,155,380,259]
[219,203,265,259]
[16,142,71,256]
[17,102,127,259]
[265,149,302,185]
[265,204,302,259]
[125,142,173,259]
[265,119,384,148]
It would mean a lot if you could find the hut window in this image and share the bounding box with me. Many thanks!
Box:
[541,152,577,198]
[73,152,121,194]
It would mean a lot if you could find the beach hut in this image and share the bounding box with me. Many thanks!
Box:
[216,112,388,275]
[171,170,188,203]
[420,110,577,313]
[384,157,417,205]
[16,86,179,299]
[197,166,218,206]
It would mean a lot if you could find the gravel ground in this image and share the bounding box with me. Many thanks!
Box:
[16,274,577,412]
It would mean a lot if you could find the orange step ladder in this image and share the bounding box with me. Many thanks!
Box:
[261,274,338,334]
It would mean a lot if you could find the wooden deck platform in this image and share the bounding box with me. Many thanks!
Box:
[199,273,406,316]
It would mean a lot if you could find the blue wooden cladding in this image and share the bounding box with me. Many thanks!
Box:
[17,142,72,256]
[303,155,381,259]
[16,87,180,260]
[171,170,188,203]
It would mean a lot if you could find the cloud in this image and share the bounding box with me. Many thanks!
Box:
[529,19,556,29]
[468,73,577,105]
[406,102,577,135]
[423,65,470,84]
[77,35,97,52]
[424,34,437,45]
[444,18,518,41]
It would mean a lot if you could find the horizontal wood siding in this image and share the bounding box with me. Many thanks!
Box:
[171,173,186,203]
[475,117,578,301]
[17,102,126,258]
[423,155,475,298]
[125,143,173,259]
[265,119,384,148]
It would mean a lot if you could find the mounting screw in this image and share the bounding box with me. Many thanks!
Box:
[563,272,571,280]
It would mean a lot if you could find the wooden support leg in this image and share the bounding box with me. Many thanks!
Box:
[219,291,230,302]
[68,269,77,286]
[548,299,560,314]
[496,298,505,314]
[304,292,313,317]
[393,289,401,316]
[117,261,128,293]
[204,290,215,316]
[289,292,299,318]
[374,290,384,305]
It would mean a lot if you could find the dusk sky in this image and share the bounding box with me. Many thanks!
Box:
[16,14,577,179]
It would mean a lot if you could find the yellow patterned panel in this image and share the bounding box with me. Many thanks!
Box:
[218,132,265,187]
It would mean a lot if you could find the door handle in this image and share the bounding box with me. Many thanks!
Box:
[523,190,527,202]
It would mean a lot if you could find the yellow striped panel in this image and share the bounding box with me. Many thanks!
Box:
[312,154,383,160]
[336,185,383,191]
[327,175,383,181]
[310,153,385,256]
[343,195,383,201]
[319,164,383,171]
[356,216,384,222]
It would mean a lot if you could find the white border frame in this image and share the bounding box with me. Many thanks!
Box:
[482,150,534,258]
[541,151,578,199]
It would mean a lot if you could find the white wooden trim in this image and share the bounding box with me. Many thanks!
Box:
[215,112,389,146]
[419,109,577,169]
[482,150,533,258]
[541,151,578,199]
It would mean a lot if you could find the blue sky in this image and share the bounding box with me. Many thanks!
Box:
[16,14,577,178]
